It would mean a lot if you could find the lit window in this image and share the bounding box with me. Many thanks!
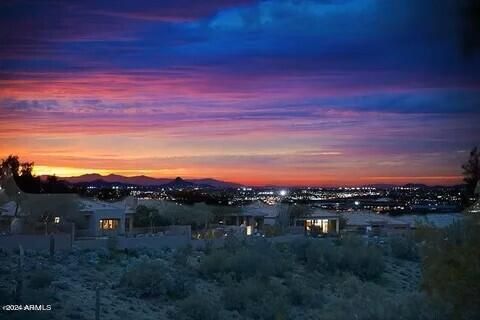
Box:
[99,219,119,230]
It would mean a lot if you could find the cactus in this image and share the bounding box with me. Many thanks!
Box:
[49,234,55,260]
[95,287,100,320]
[14,244,24,303]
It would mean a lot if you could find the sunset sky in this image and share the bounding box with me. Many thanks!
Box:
[0,0,479,186]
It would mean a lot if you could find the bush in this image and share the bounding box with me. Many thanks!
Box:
[340,242,384,280]
[321,276,451,320]
[285,276,322,307]
[200,250,227,276]
[28,270,54,289]
[421,218,480,318]
[223,277,289,320]
[297,237,384,280]
[389,236,418,261]
[107,235,118,252]
[120,260,189,299]
[200,240,292,280]
[177,294,219,320]
[305,240,341,273]
[173,246,192,267]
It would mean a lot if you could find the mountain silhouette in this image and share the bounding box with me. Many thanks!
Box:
[55,173,242,189]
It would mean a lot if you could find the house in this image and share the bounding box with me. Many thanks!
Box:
[395,213,463,229]
[224,201,277,228]
[78,199,129,237]
[0,201,18,232]
[110,196,137,233]
[294,209,340,236]
[341,211,410,235]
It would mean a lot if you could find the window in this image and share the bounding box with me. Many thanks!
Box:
[305,219,330,233]
[54,217,61,224]
[99,219,120,230]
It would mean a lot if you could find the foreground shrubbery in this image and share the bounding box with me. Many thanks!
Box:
[321,275,449,320]
[420,218,480,319]
[197,235,391,319]
[176,294,220,320]
[292,236,385,280]
[200,237,293,280]
[222,276,290,320]
[28,269,54,289]
[389,235,418,261]
[120,259,189,299]
[1,226,475,320]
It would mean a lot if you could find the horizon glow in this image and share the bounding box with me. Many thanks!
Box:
[1,0,479,186]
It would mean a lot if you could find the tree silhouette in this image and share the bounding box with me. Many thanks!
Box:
[460,0,480,57]
[462,147,480,206]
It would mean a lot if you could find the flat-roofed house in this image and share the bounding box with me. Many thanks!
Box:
[224,201,277,228]
[79,199,127,237]
[341,211,410,235]
[294,209,341,236]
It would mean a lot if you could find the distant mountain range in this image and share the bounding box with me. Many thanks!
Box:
[53,173,243,189]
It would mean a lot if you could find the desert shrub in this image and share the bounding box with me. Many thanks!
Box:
[421,218,480,319]
[107,235,118,252]
[177,294,219,320]
[340,242,384,280]
[297,237,384,280]
[173,245,192,267]
[305,240,341,273]
[120,260,189,299]
[392,293,452,320]
[223,235,243,253]
[223,277,263,311]
[223,277,289,320]
[28,270,54,289]
[200,240,292,280]
[200,250,228,276]
[289,238,311,262]
[321,276,451,320]
[165,274,190,300]
[285,276,322,307]
[389,236,418,261]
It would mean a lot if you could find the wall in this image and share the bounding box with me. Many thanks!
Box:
[0,233,72,251]
[73,234,191,250]
[119,235,190,250]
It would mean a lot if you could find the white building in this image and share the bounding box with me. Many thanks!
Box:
[79,199,132,237]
